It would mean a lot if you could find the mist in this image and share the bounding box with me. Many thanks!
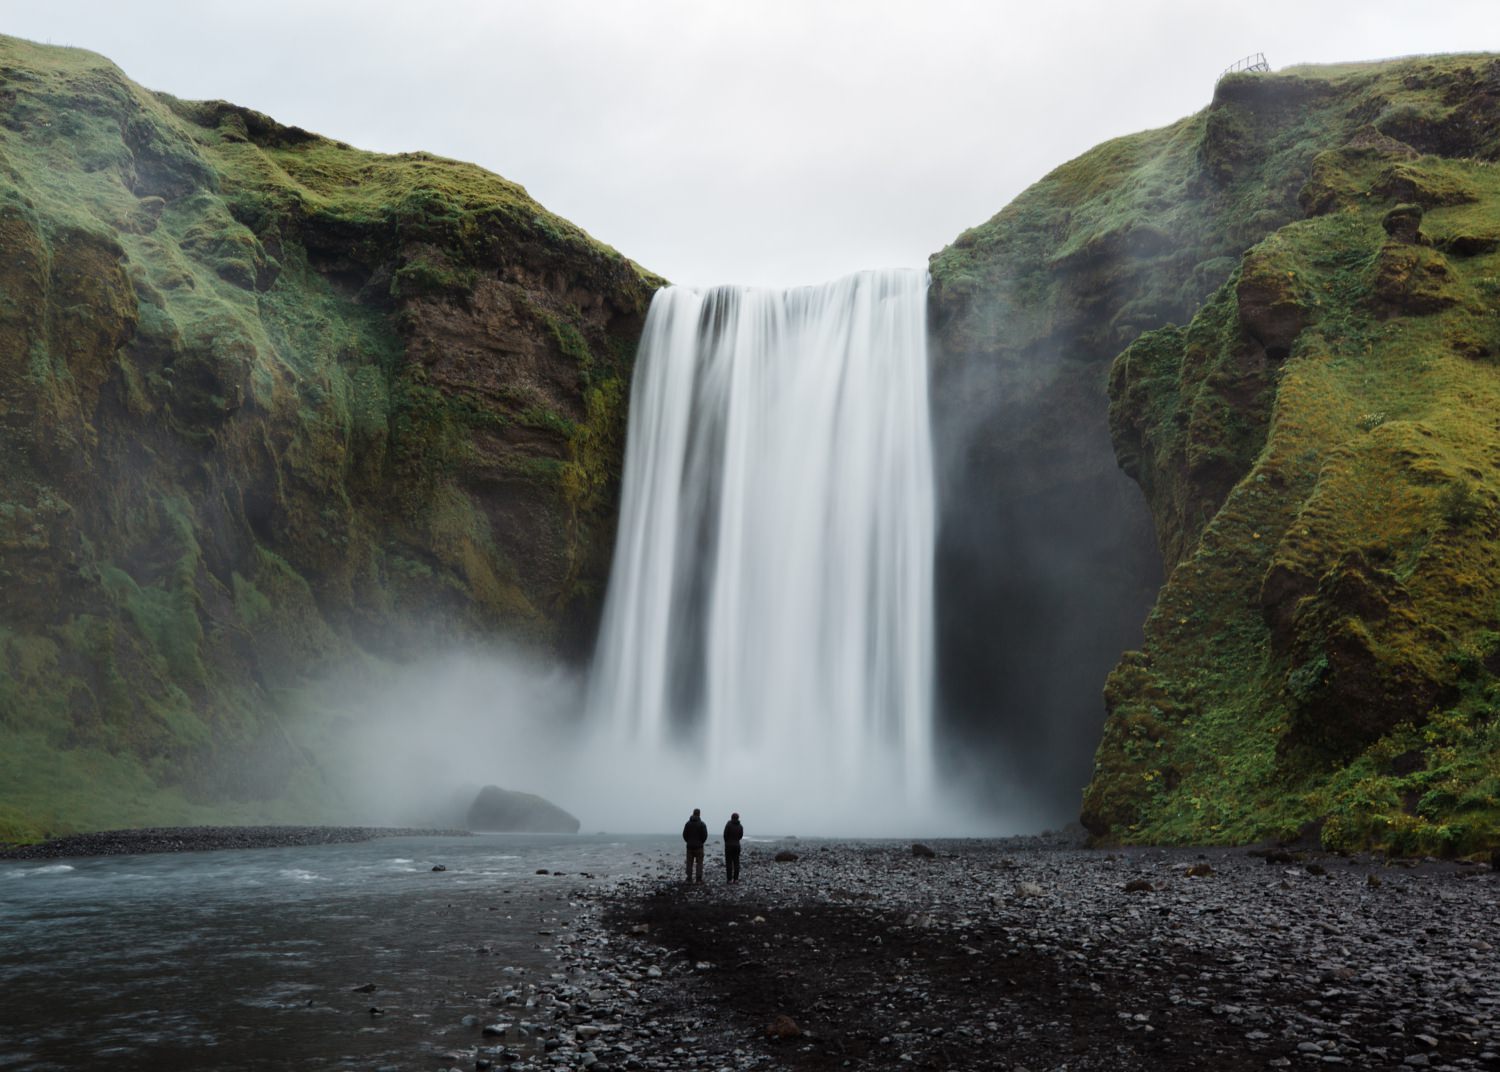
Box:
[928,302,1164,829]
[298,644,1024,839]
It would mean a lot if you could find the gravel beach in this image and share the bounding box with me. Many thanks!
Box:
[0,824,469,859]
[6,830,1497,1070]
[523,838,1500,1072]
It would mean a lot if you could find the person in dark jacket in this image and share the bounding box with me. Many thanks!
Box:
[682,808,708,884]
[723,812,744,883]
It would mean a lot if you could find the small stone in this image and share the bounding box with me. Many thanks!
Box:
[766,1014,801,1039]
[482,1023,509,1037]
[1016,881,1044,898]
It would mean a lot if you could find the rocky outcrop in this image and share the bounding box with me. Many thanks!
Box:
[465,784,580,834]
[0,36,659,841]
[934,52,1500,853]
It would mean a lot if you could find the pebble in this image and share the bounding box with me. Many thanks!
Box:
[437,837,1500,1071]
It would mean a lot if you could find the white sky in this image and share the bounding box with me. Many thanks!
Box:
[8,1,1500,287]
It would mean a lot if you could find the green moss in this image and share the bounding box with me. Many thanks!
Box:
[1085,131,1500,849]
[0,33,661,837]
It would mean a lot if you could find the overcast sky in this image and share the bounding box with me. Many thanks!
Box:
[8,1,1500,287]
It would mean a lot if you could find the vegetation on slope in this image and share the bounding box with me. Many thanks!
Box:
[0,35,660,842]
[933,53,1500,853]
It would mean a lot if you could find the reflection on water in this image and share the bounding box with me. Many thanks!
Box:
[0,834,666,1071]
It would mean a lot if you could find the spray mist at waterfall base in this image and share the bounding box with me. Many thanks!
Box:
[309,271,1020,839]
[305,649,1011,839]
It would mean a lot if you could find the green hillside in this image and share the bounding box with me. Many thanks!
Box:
[0,36,660,841]
[933,53,1500,855]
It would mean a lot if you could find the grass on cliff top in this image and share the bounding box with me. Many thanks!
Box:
[162,94,657,284]
[931,52,1500,361]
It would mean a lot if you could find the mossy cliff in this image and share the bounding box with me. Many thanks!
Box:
[933,53,1500,853]
[0,36,660,840]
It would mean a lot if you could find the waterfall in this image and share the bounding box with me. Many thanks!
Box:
[587,268,936,831]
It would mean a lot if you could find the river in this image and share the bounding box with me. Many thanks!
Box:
[0,833,669,1071]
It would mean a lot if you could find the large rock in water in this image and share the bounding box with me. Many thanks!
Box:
[466,786,580,834]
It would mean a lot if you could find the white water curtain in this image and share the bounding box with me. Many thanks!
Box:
[588,269,936,808]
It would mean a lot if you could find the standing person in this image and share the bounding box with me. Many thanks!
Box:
[682,808,708,884]
[723,812,744,883]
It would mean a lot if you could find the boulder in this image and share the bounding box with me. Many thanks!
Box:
[465,785,580,833]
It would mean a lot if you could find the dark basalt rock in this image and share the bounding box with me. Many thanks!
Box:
[465,785,579,834]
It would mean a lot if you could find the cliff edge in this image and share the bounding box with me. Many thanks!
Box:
[934,53,1500,853]
[0,36,660,839]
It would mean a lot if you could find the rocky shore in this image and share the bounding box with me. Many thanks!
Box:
[459,838,1500,1072]
[0,824,469,860]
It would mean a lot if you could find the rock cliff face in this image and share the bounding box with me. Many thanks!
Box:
[0,36,659,840]
[934,53,1500,853]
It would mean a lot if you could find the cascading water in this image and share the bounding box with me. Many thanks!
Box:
[587,268,938,833]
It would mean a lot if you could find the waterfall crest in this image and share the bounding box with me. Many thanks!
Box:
[587,268,936,830]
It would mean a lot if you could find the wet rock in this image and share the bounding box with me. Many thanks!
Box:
[431,864,447,872]
[350,982,377,993]
[466,785,581,834]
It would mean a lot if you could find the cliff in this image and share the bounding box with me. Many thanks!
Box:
[0,36,660,840]
[932,53,1500,854]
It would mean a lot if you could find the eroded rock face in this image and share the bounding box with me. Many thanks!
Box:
[0,35,659,835]
[1075,56,1500,852]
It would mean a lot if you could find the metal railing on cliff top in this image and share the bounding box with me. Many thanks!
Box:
[1220,53,1271,80]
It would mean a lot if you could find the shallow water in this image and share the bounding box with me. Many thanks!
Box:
[0,834,668,1071]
